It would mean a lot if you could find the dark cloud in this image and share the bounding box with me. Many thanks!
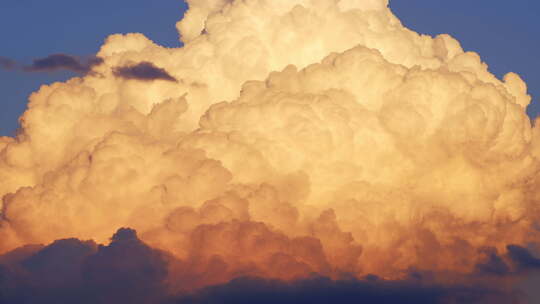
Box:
[0,228,169,304]
[171,276,519,304]
[0,239,95,303]
[507,245,540,269]
[113,61,177,82]
[82,228,169,304]
[24,54,103,74]
[475,247,510,276]
[0,229,533,304]
[0,56,17,70]
[2,55,175,81]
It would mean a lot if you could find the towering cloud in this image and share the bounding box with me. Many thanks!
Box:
[0,0,539,302]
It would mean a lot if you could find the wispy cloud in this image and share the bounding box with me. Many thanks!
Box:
[24,54,103,74]
[0,54,102,74]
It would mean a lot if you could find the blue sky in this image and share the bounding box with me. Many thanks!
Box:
[1,0,538,136]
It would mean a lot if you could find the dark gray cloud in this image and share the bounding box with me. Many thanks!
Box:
[0,228,169,304]
[82,228,169,304]
[113,61,177,82]
[507,244,540,269]
[24,54,103,74]
[475,247,511,276]
[0,54,102,75]
[171,276,519,304]
[1,228,537,304]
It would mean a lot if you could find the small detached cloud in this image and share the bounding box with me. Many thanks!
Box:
[24,54,103,74]
[0,54,102,75]
[113,61,177,82]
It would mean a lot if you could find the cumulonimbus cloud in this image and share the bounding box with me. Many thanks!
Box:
[0,0,539,302]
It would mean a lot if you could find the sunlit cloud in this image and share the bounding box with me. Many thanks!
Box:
[0,0,538,302]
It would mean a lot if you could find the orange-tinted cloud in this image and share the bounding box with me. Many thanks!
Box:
[0,0,539,302]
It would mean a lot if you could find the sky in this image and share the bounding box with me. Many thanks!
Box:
[1,1,539,136]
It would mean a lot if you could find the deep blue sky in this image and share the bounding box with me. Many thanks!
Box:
[0,0,538,136]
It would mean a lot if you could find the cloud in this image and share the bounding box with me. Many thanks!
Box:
[0,229,526,304]
[475,247,511,276]
[0,228,169,304]
[507,245,540,270]
[82,228,169,304]
[23,53,103,74]
[0,0,539,302]
[113,61,177,82]
[172,276,519,304]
